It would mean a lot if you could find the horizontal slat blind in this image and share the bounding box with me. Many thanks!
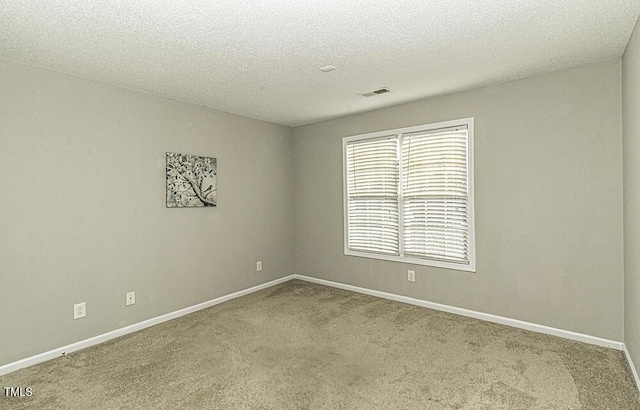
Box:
[346,137,399,255]
[402,127,470,264]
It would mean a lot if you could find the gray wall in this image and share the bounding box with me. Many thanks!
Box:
[1,54,628,368]
[293,60,624,341]
[624,17,640,377]
[0,61,295,366]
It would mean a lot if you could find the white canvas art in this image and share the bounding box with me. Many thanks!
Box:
[166,152,217,207]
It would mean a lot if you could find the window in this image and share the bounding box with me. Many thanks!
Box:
[343,118,475,272]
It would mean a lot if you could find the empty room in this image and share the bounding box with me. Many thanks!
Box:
[3,1,640,408]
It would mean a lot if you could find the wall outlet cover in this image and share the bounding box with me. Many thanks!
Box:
[73,302,86,319]
[126,291,135,306]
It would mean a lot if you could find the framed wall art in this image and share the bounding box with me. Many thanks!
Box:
[166,152,217,207]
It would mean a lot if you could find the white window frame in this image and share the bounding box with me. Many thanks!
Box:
[342,118,476,272]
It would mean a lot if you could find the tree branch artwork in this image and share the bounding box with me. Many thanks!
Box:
[166,152,217,207]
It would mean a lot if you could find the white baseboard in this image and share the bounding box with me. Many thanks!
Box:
[0,273,627,377]
[292,274,624,351]
[623,344,640,392]
[0,275,295,376]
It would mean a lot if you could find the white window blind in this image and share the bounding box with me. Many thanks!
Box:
[402,127,469,264]
[343,118,475,272]
[346,137,399,255]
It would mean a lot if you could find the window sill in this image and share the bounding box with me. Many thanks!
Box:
[344,249,476,272]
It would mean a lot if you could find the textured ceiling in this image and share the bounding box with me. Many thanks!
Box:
[1,1,640,127]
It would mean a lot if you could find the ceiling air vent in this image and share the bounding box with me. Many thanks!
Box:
[359,87,391,97]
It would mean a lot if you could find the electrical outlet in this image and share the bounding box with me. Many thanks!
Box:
[256,261,263,271]
[408,270,415,282]
[126,291,135,306]
[73,302,86,319]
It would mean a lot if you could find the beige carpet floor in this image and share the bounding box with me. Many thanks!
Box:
[1,279,639,409]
